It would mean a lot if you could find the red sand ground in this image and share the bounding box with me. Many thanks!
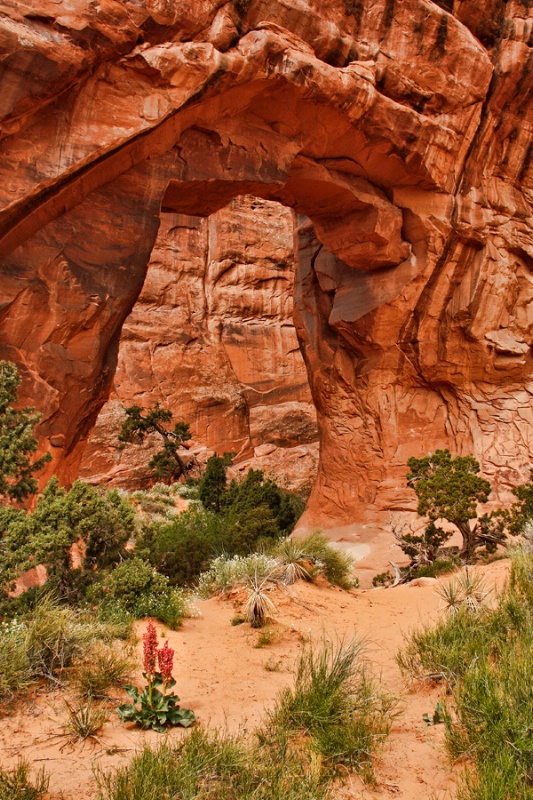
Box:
[0,559,509,799]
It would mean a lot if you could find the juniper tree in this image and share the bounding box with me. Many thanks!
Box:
[119,404,194,483]
[0,360,51,505]
[404,450,505,562]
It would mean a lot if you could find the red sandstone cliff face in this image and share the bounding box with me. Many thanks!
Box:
[0,0,532,534]
[79,196,318,489]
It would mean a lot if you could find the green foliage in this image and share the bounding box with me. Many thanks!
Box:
[224,469,300,538]
[0,594,131,702]
[118,675,196,733]
[508,468,533,534]
[100,641,392,800]
[104,558,188,630]
[198,453,232,512]
[119,404,193,482]
[422,701,445,726]
[402,449,512,563]
[140,472,304,587]
[372,571,394,588]
[0,478,134,594]
[0,361,51,506]
[265,639,393,781]
[397,521,452,566]
[397,550,533,797]
[138,509,227,586]
[0,760,49,800]
[414,556,459,579]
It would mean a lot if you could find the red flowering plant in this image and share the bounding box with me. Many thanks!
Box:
[117,620,195,732]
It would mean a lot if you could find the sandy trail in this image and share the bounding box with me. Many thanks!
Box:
[0,560,509,799]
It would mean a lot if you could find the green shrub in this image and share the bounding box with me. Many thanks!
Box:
[104,558,188,629]
[138,470,304,587]
[372,571,394,588]
[196,553,279,597]
[0,360,51,506]
[138,509,227,586]
[0,760,49,800]
[0,478,134,595]
[414,556,459,579]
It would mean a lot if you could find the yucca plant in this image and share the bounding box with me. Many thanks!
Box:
[436,569,490,614]
[61,698,109,742]
[244,574,276,628]
[274,539,313,585]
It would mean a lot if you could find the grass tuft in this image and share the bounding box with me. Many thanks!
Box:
[71,642,135,698]
[0,760,49,800]
[266,638,393,781]
[61,698,109,742]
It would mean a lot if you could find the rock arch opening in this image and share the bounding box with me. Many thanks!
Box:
[79,195,319,491]
[1,1,532,535]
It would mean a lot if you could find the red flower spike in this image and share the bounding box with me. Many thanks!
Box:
[157,640,174,684]
[143,620,158,677]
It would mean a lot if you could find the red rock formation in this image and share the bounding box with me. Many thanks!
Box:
[79,196,318,489]
[0,0,532,537]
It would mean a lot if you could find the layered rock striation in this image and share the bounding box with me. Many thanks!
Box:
[1,0,532,531]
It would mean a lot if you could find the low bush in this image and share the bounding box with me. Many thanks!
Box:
[138,509,227,586]
[138,469,305,587]
[103,558,189,629]
[0,478,135,597]
[196,553,279,597]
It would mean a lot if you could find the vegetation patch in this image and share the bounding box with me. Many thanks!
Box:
[399,548,533,798]
[100,639,392,799]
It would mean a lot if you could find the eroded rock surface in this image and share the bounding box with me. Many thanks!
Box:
[1,0,532,533]
[79,196,318,489]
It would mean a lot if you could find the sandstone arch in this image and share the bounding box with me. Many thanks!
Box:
[1,0,532,533]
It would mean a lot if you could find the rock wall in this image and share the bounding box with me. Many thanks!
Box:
[0,0,532,535]
[79,196,318,489]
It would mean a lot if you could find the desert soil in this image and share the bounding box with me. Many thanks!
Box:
[0,559,510,799]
